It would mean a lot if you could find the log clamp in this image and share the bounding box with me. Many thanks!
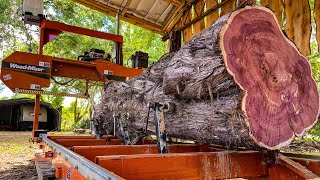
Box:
[146,102,175,154]
[113,113,132,145]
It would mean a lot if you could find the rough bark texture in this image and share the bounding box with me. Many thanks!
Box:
[94,6,319,150]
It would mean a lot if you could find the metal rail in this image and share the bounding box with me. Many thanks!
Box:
[43,137,122,180]
[16,89,88,98]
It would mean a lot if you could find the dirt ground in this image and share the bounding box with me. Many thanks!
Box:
[0,131,38,180]
[0,131,89,180]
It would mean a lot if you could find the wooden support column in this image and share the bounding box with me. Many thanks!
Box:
[261,0,283,26]
[220,0,237,16]
[284,0,311,56]
[182,10,192,43]
[315,0,320,53]
[206,0,219,28]
[193,0,205,35]
[169,31,182,52]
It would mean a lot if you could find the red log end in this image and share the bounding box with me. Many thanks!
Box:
[220,6,320,149]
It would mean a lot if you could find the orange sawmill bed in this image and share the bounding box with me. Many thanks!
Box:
[35,135,320,180]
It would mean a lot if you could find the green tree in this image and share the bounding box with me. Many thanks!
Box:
[121,22,167,66]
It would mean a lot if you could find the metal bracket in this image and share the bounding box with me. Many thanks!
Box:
[149,102,175,154]
[114,113,132,145]
[16,89,89,98]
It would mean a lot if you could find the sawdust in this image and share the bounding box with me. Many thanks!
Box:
[215,151,231,179]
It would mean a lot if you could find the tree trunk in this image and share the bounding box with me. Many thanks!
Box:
[93,6,319,150]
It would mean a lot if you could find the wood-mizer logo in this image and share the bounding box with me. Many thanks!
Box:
[9,63,45,72]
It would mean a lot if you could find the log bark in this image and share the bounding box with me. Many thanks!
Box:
[94,6,319,150]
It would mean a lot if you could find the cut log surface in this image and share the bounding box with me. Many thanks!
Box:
[94,6,319,150]
[220,7,319,149]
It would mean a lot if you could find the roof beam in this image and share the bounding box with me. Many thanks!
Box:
[120,0,132,16]
[162,0,190,33]
[156,4,173,24]
[74,0,165,35]
[162,0,183,7]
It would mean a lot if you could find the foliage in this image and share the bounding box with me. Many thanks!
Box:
[0,0,35,57]
[121,23,167,66]
[61,99,90,131]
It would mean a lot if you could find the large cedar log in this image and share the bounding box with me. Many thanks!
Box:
[94,6,319,150]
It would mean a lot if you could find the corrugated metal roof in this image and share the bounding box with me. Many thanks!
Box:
[74,0,185,35]
[124,0,174,26]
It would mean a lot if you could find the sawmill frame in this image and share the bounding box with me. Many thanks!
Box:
[33,135,320,179]
[0,19,143,139]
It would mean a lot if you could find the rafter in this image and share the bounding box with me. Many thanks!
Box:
[162,0,183,7]
[120,0,132,16]
[162,0,192,33]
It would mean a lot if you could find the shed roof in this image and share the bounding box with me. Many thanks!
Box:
[0,98,52,108]
[74,0,185,35]
[73,0,319,57]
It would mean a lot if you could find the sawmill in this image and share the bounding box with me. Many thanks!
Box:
[1,0,320,179]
